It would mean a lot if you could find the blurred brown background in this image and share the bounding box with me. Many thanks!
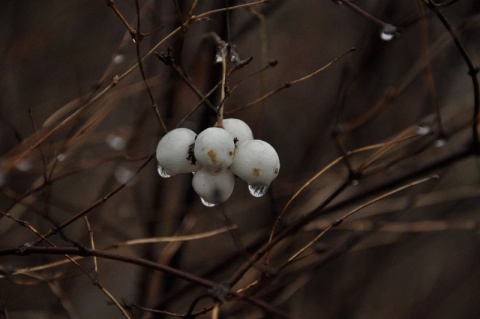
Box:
[1,1,480,318]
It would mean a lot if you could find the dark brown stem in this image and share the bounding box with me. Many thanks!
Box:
[0,246,217,289]
[424,0,480,148]
[32,154,155,246]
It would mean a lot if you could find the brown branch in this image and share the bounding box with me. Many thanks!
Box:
[0,245,294,318]
[0,246,217,289]
[32,154,155,246]
[424,0,480,147]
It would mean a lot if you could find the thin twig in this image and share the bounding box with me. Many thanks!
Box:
[32,154,155,246]
[284,175,438,266]
[227,48,355,114]
[0,225,238,279]
[424,0,480,147]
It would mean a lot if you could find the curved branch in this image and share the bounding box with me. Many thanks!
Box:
[424,1,480,147]
[0,245,217,289]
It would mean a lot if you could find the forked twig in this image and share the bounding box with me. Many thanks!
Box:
[0,225,239,279]
[283,175,438,267]
[1,212,132,318]
[227,47,355,114]
[424,0,480,147]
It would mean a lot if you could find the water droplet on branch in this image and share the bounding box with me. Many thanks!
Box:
[57,153,67,162]
[113,54,125,65]
[380,24,398,41]
[416,125,432,136]
[16,159,32,172]
[106,133,126,151]
[215,54,223,63]
[115,166,136,185]
[435,139,447,148]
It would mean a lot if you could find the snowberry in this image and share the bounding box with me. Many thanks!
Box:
[230,140,280,196]
[192,169,235,206]
[217,118,254,145]
[156,128,199,177]
[194,127,235,174]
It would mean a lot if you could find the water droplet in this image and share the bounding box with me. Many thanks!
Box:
[380,24,398,41]
[215,53,223,63]
[113,54,125,65]
[351,179,359,186]
[434,139,446,148]
[115,166,136,185]
[157,164,171,178]
[57,153,67,162]
[416,125,432,136]
[380,32,394,41]
[230,48,240,63]
[248,184,269,197]
[200,197,216,207]
[132,38,136,44]
[106,133,126,151]
[16,159,32,172]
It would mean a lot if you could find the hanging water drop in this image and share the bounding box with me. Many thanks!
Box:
[106,133,126,151]
[113,54,125,65]
[351,179,359,186]
[380,32,394,41]
[57,152,67,162]
[200,196,216,207]
[16,159,32,172]
[115,166,136,185]
[416,125,432,136]
[248,184,269,198]
[230,47,240,63]
[380,24,398,41]
[157,164,171,178]
[434,139,447,148]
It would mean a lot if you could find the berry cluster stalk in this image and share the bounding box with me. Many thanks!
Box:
[217,46,227,128]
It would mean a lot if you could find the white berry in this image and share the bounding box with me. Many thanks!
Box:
[192,169,235,205]
[156,128,199,177]
[217,118,254,145]
[230,139,280,187]
[194,127,235,174]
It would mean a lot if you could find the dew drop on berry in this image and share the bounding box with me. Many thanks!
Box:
[157,164,171,178]
[200,197,216,207]
[248,184,269,197]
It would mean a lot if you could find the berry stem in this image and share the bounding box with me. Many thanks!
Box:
[216,45,227,128]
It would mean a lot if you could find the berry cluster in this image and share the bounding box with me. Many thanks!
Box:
[156,119,280,207]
